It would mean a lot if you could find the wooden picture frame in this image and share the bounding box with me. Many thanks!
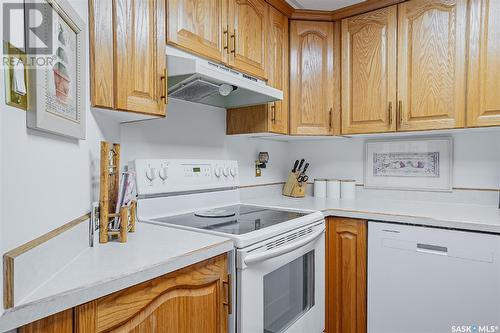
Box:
[26,0,86,139]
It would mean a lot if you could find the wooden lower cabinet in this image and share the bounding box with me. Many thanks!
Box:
[326,217,367,333]
[20,255,229,333]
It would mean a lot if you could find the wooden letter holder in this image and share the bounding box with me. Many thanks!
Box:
[99,141,136,243]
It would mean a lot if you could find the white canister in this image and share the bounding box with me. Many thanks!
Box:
[341,180,356,199]
[314,179,327,198]
[326,179,341,199]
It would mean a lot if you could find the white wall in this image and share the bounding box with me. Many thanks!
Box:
[121,99,290,186]
[0,0,120,313]
[287,130,500,190]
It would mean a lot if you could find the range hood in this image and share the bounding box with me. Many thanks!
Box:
[167,46,283,109]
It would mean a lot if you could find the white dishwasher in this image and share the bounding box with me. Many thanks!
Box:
[368,222,500,333]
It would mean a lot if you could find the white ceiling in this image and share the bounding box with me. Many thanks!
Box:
[286,0,366,11]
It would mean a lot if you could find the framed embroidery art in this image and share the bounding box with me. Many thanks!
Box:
[364,137,453,192]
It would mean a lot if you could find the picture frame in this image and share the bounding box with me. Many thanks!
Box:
[364,137,453,192]
[26,0,86,139]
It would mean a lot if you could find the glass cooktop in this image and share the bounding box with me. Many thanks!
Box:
[152,205,307,235]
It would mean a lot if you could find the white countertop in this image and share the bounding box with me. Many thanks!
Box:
[243,194,500,234]
[0,223,233,332]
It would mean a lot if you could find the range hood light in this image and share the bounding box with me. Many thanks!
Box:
[219,84,234,96]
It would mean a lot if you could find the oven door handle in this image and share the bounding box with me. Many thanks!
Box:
[244,226,325,265]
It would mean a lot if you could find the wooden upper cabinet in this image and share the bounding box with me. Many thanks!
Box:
[467,0,500,127]
[326,217,367,333]
[341,6,397,135]
[397,0,467,131]
[89,0,167,116]
[75,255,229,333]
[115,0,167,115]
[228,0,269,79]
[167,0,227,63]
[290,20,340,135]
[267,6,289,134]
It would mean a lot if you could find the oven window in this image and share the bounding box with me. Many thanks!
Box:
[263,250,315,333]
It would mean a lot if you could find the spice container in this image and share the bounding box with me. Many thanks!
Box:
[341,180,356,199]
[326,179,341,199]
[314,178,327,198]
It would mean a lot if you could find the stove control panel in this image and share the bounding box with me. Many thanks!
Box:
[133,159,239,196]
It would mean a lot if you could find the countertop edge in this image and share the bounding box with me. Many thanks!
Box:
[0,239,233,332]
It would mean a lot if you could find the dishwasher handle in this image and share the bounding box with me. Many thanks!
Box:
[244,226,325,265]
[417,243,448,255]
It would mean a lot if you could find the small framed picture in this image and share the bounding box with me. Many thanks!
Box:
[364,137,453,192]
[26,0,86,139]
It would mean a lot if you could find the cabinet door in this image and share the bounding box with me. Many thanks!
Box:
[20,309,73,333]
[341,6,397,135]
[227,0,268,79]
[75,255,229,333]
[467,0,500,127]
[290,21,338,135]
[115,0,167,116]
[397,0,467,131]
[267,6,289,134]
[167,0,227,63]
[326,217,367,333]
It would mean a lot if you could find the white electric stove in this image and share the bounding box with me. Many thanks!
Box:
[134,159,325,333]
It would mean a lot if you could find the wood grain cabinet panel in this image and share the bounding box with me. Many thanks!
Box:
[397,0,467,131]
[19,309,73,333]
[341,6,397,134]
[267,6,289,134]
[75,255,229,333]
[290,20,340,135]
[326,217,367,333]
[467,0,500,127]
[228,0,269,79]
[115,0,167,115]
[89,0,167,116]
[167,0,227,63]
[226,5,288,135]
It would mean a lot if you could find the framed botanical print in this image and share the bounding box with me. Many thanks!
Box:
[364,137,453,192]
[26,0,86,139]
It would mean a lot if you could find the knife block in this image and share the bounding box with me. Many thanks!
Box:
[282,172,306,198]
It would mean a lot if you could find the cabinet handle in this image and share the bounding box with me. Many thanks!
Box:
[388,101,393,125]
[271,103,276,123]
[329,108,333,130]
[230,29,236,54]
[223,274,232,314]
[398,100,403,127]
[223,25,229,54]
[160,70,167,105]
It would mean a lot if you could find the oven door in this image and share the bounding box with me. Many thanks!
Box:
[236,221,325,333]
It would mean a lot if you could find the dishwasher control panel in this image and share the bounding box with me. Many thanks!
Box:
[133,159,239,196]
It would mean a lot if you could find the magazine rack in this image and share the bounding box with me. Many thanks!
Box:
[99,141,136,243]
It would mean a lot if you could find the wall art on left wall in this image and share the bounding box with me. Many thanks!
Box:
[25,0,86,139]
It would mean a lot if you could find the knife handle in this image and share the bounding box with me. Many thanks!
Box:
[302,163,309,174]
[297,159,305,172]
[292,160,299,173]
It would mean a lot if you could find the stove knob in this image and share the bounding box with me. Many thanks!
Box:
[145,167,156,181]
[230,167,238,177]
[158,167,168,181]
[223,167,229,177]
[214,167,223,178]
